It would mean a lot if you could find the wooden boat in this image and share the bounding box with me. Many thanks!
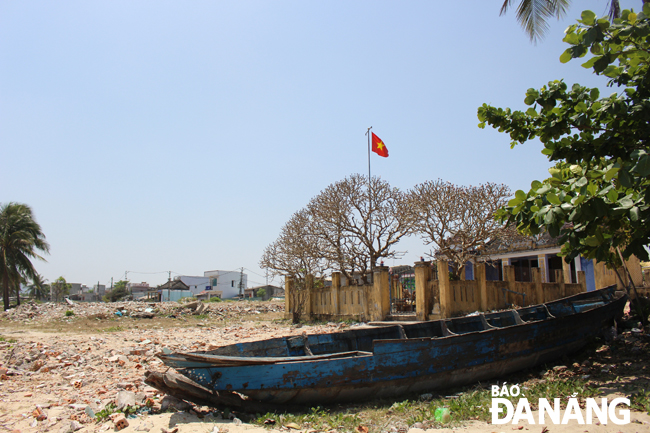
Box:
[147,286,626,410]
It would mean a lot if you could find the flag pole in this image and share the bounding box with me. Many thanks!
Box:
[366,126,372,182]
[365,127,373,272]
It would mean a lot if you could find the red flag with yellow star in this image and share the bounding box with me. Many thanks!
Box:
[371,132,389,157]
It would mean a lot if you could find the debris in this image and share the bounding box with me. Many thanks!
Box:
[160,395,192,412]
[434,407,450,423]
[69,420,84,431]
[0,299,283,322]
[131,311,155,319]
[110,413,129,430]
[33,405,47,421]
[116,390,136,410]
[603,326,617,341]
[84,405,95,418]
[194,302,207,315]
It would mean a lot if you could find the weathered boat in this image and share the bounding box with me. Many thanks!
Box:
[147,286,626,410]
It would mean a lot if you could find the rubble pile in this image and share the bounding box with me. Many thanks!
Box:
[0,318,343,432]
[0,300,284,323]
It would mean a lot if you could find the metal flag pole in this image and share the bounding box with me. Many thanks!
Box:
[366,126,372,182]
[365,127,373,272]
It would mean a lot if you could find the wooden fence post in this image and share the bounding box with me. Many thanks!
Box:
[304,275,313,318]
[285,278,293,320]
[475,262,488,312]
[503,265,515,309]
[562,259,573,284]
[556,269,565,298]
[532,267,543,304]
[415,261,432,321]
[332,272,341,317]
[437,260,451,318]
[578,271,587,293]
[371,266,390,321]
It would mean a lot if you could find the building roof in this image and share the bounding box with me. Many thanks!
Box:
[157,280,190,291]
[248,284,282,291]
[480,226,561,256]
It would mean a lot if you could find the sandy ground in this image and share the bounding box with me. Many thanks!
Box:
[65,410,650,433]
[1,300,650,433]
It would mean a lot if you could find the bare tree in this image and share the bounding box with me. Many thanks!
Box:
[259,209,329,323]
[308,174,413,283]
[408,180,512,278]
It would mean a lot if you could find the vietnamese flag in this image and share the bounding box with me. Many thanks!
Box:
[371,132,389,157]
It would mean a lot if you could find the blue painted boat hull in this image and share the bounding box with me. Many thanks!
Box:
[156,286,626,405]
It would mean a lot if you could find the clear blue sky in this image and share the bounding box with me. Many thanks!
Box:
[1,1,637,289]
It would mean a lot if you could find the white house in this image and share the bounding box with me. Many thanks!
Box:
[178,276,212,296]
[203,270,247,299]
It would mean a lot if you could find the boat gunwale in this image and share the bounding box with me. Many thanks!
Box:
[159,286,623,368]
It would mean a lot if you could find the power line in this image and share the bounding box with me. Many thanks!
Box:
[127,270,180,276]
[244,268,267,278]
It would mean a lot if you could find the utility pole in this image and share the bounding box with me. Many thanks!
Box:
[125,271,130,296]
[238,268,244,298]
[167,271,171,302]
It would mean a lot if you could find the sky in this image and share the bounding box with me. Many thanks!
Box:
[1,0,638,290]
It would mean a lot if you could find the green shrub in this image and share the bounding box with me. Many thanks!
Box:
[64,310,75,317]
[208,297,222,303]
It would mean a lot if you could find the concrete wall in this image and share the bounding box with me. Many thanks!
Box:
[286,266,391,322]
[284,261,591,322]
[179,276,211,295]
[424,260,587,319]
[203,270,247,299]
[593,255,645,291]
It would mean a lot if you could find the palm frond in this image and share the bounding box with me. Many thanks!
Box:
[608,0,621,20]
[0,202,49,309]
[501,0,571,43]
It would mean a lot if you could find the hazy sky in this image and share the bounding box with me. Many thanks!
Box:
[1,1,635,289]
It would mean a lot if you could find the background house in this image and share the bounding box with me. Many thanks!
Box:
[128,282,151,299]
[245,285,284,300]
[157,279,192,302]
[67,283,96,302]
[196,289,223,301]
[203,270,247,299]
[177,276,211,296]
[476,231,645,291]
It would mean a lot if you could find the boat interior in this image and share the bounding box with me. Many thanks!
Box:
[198,287,617,359]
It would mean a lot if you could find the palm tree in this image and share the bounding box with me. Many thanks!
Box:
[0,203,50,311]
[28,273,49,301]
[500,0,622,43]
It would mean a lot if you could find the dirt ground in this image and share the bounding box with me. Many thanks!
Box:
[1,299,650,433]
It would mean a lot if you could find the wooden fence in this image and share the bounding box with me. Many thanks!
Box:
[286,260,588,322]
